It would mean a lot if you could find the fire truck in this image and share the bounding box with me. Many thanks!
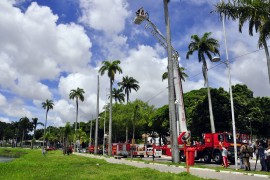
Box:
[131,144,146,157]
[177,132,248,164]
[134,8,248,164]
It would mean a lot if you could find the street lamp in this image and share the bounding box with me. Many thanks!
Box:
[212,56,238,169]
[217,0,238,170]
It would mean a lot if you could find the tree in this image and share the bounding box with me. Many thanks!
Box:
[214,0,270,83]
[186,32,220,133]
[149,105,170,145]
[63,122,73,154]
[111,88,125,103]
[18,117,32,147]
[99,60,122,156]
[69,87,85,149]
[118,76,140,143]
[31,118,44,149]
[162,67,188,81]
[118,76,140,103]
[42,99,54,150]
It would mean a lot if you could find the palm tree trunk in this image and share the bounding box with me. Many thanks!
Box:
[206,71,215,133]
[125,93,129,143]
[75,98,78,151]
[125,127,128,143]
[94,75,99,154]
[262,40,270,84]
[22,130,25,148]
[42,111,48,150]
[108,79,113,156]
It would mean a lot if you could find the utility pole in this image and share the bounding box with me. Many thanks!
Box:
[163,0,179,163]
[94,75,99,154]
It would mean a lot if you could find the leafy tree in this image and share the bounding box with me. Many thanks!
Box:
[186,32,220,133]
[109,100,154,143]
[149,105,170,145]
[118,75,140,142]
[99,60,122,156]
[42,99,54,149]
[31,118,44,149]
[18,117,32,147]
[69,87,85,141]
[63,122,73,154]
[111,88,125,103]
[162,67,188,81]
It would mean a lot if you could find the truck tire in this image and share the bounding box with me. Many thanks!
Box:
[214,152,222,164]
[203,153,211,163]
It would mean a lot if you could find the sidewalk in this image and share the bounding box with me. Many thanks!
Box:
[74,153,269,180]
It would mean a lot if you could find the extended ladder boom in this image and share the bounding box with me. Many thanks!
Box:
[134,8,188,136]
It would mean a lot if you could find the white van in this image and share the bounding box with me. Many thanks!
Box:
[146,147,162,158]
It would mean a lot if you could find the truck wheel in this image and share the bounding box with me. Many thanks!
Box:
[203,153,211,163]
[180,151,186,162]
[214,153,222,164]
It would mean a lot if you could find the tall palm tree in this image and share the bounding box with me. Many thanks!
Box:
[69,87,85,150]
[118,76,140,143]
[186,32,220,133]
[111,88,125,103]
[118,76,140,103]
[31,118,44,149]
[214,0,270,83]
[99,60,122,156]
[42,99,54,149]
[162,67,188,81]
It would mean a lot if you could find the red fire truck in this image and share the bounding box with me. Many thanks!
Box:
[176,132,247,164]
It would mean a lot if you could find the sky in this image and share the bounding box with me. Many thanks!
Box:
[0,0,269,128]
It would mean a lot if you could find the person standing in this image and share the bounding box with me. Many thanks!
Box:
[240,140,251,171]
[258,140,267,171]
[220,142,228,168]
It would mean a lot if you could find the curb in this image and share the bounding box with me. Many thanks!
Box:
[75,153,270,178]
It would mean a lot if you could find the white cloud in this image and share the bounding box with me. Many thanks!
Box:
[0,117,11,123]
[0,0,93,124]
[79,0,130,35]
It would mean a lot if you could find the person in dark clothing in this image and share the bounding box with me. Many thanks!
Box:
[258,140,267,171]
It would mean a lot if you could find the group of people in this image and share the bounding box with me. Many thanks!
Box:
[221,139,270,171]
[251,139,270,171]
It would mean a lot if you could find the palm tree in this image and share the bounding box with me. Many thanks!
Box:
[118,76,140,103]
[214,0,270,83]
[118,76,140,143]
[99,60,122,156]
[31,118,44,149]
[64,122,72,154]
[162,67,188,81]
[111,88,125,103]
[186,32,220,133]
[69,87,85,150]
[42,99,54,150]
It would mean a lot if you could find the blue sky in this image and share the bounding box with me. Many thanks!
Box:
[0,0,269,128]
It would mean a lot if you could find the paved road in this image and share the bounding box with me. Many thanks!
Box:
[142,155,263,171]
[75,153,269,180]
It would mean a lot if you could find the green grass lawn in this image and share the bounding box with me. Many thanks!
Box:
[0,148,207,180]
